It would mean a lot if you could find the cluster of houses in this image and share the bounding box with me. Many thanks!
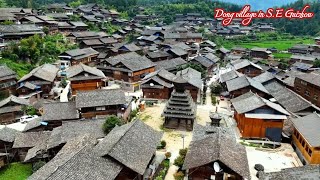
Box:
[0,2,319,180]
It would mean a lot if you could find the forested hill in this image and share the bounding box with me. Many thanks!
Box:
[260,0,320,36]
[0,0,319,35]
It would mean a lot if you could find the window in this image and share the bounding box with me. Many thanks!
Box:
[96,106,106,111]
[314,95,318,101]
[301,81,307,86]
[305,91,310,97]
[296,87,301,92]
[302,141,305,147]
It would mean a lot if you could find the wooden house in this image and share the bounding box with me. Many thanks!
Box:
[0,95,30,124]
[291,113,320,165]
[176,68,203,103]
[98,52,155,91]
[191,55,216,76]
[17,64,58,98]
[231,91,289,142]
[0,66,17,96]
[75,89,128,119]
[264,81,320,116]
[155,58,187,73]
[290,54,317,65]
[288,44,314,54]
[250,47,272,59]
[12,131,51,162]
[167,47,188,59]
[29,120,162,180]
[146,51,170,62]
[183,125,251,180]
[200,40,216,49]
[41,102,80,130]
[66,63,106,95]
[226,76,270,98]
[111,43,142,56]
[231,59,263,77]
[59,48,99,66]
[0,24,44,42]
[231,47,248,55]
[294,73,320,108]
[141,69,176,100]
[0,127,20,162]
[259,165,320,179]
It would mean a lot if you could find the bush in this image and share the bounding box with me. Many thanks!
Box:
[102,115,122,134]
[60,78,68,88]
[173,156,185,168]
[165,152,171,159]
[179,148,188,157]
[211,96,217,106]
[173,171,185,180]
[129,109,138,121]
[161,140,167,148]
[32,161,46,172]
[22,106,38,116]
[210,83,223,95]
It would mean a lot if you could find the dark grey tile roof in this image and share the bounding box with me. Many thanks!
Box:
[0,24,43,35]
[193,56,214,68]
[176,67,202,89]
[94,120,163,175]
[66,63,105,81]
[69,21,88,27]
[42,102,79,121]
[168,47,187,56]
[231,59,262,70]
[47,119,105,150]
[18,64,59,83]
[155,58,187,71]
[0,65,16,81]
[29,134,123,180]
[142,69,176,88]
[259,165,320,180]
[226,76,269,94]
[76,89,126,108]
[253,71,276,84]
[231,91,289,115]
[23,118,43,132]
[219,70,242,83]
[63,48,99,60]
[147,51,170,59]
[0,95,29,108]
[12,131,51,148]
[183,124,250,179]
[118,43,141,52]
[292,113,320,147]
[264,81,319,113]
[24,131,50,162]
[0,126,20,142]
[296,73,320,87]
[204,53,219,63]
[105,52,155,72]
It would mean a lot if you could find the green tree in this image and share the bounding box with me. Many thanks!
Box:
[313,59,320,68]
[102,115,123,134]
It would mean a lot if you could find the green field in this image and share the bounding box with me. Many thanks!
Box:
[223,38,314,51]
[0,163,33,180]
[273,52,292,59]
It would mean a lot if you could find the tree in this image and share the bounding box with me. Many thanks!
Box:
[22,106,38,115]
[210,83,223,95]
[32,161,46,172]
[102,115,123,134]
[313,59,320,68]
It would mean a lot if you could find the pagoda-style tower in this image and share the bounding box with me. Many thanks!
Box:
[162,76,196,131]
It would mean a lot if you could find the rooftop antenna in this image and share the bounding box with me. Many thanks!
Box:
[213,161,223,173]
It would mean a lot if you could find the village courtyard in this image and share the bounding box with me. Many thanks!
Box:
[137,86,302,180]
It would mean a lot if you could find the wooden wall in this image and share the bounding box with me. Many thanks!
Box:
[142,88,171,99]
[294,77,320,108]
[292,128,320,164]
[71,79,103,95]
[234,112,284,139]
